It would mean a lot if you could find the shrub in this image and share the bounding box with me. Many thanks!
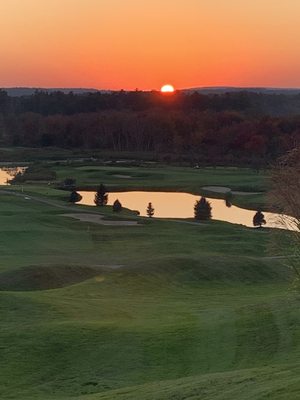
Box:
[113,199,122,212]
[69,190,82,204]
[253,210,266,228]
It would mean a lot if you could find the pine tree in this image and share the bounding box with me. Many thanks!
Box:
[69,190,82,204]
[146,202,155,218]
[113,199,122,212]
[253,210,266,228]
[94,184,108,206]
[194,197,212,221]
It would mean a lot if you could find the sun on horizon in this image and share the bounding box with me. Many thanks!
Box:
[161,84,175,93]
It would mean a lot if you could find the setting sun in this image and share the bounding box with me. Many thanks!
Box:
[161,84,175,93]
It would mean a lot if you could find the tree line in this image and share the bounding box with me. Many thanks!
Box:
[2,89,300,116]
[1,90,300,166]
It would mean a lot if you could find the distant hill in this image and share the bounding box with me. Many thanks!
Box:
[3,86,300,97]
[183,87,300,95]
[1,87,104,97]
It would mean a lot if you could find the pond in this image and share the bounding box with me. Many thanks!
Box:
[0,167,26,185]
[78,191,296,230]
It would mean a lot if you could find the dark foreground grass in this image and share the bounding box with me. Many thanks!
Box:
[0,194,299,400]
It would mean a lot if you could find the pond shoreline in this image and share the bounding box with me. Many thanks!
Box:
[72,185,268,213]
[77,190,293,230]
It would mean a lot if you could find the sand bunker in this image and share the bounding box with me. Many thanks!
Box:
[202,186,261,196]
[202,186,231,193]
[113,174,132,179]
[231,190,262,196]
[61,213,139,226]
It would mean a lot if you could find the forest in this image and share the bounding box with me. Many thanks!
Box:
[0,89,300,166]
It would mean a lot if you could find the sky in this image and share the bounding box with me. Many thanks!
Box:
[1,0,300,90]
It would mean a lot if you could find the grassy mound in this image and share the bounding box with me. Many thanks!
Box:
[128,255,292,285]
[81,364,300,400]
[0,192,299,400]
[2,271,299,400]
[0,265,102,291]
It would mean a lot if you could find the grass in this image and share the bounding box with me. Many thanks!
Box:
[10,162,270,210]
[0,188,299,399]
[54,164,269,192]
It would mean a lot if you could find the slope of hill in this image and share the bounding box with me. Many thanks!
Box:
[0,184,298,400]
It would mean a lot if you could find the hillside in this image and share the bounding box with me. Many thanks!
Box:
[0,171,299,399]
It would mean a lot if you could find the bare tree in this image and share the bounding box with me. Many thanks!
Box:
[270,147,300,277]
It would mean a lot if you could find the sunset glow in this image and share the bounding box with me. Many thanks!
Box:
[161,84,175,93]
[1,0,300,89]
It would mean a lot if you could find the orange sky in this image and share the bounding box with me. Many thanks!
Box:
[1,0,300,90]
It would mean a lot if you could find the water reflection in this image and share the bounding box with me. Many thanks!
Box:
[0,167,26,185]
[78,190,296,230]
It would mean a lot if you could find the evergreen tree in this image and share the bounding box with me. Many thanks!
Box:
[146,202,155,218]
[194,197,212,221]
[113,199,122,212]
[253,210,266,228]
[94,184,108,206]
[69,190,82,204]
